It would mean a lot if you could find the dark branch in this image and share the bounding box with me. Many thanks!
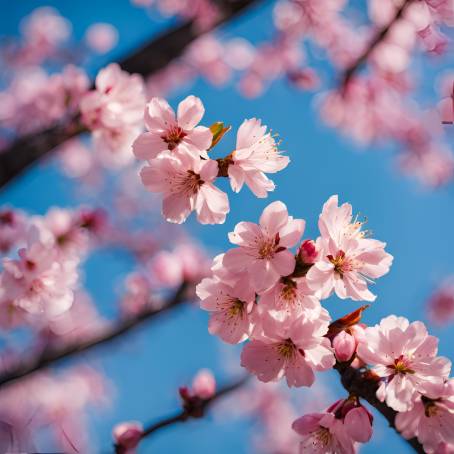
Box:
[0,0,263,190]
[341,0,414,88]
[336,363,425,453]
[0,282,190,389]
[114,375,249,453]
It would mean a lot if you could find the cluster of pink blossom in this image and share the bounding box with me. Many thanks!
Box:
[131,0,220,31]
[133,95,289,224]
[1,7,118,70]
[0,65,89,135]
[0,366,108,453]
[197,194,454,452]
[135,0,454,187]
[80,63,146,165]
[0,206,106,330]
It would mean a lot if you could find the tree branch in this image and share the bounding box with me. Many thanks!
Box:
[0,0,263,190]
[0,282,190,389]
[114,375,249,453]
[341,0,414,88]
[336,362,425,453]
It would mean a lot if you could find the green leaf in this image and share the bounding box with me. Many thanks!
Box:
[209,122,231,150]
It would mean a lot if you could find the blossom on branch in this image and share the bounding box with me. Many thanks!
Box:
[357,315,452,412]
[133,95,212,160]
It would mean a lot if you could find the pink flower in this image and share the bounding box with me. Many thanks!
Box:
[42,208,90,259]
[80,63,145,158]
[149,243,209,287]
[241,310,334,387]
[292,399,373,454]
[192,369,216,399]
[149,250,185,287]
[223,201,305,292]
[0,222,78,324]
[140,152,229,224]
[396,379,454,453]
[357,315,451,411]
[113,421,143,454]
[133,95,212,161]
[259,277,321,318]
[227,118,289,197]
[84,23,118,54]
[197,276,256,343]
[306,195,393,301]
[427,277,454,326]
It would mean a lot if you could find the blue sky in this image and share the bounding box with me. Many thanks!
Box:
[1,1,454,453]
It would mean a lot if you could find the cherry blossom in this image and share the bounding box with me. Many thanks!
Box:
[0,222,79,326]
[197,276,256,344]
[140,152,229,224]
[306,195,393,301]
[357,315,452,411]
[84,23,118,54]
[292,397,373,454]
[241,309,334,387]
[80,63,145,160]
[396,379,454,453]
[223,201,305,292]
[133,95,212,161]
[226,118,289,198]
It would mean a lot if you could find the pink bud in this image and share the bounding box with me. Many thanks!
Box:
[298,239,318,264]
[332,330,356,362]
[192,369,216,399]
[113,421,143,451]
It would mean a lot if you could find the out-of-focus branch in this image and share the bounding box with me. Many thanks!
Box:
[341,0,414,88]
[114,375,249,454]
[336,363,425,453]
[0,0,263,190]
[0,282,190,389]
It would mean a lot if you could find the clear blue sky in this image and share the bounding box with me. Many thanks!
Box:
[1,1,454,453]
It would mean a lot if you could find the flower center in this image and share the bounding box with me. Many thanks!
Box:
[276,338,297,359]
[421,396,441,417]
[258,233,283,260]
[227,298,246,318]
[315,427,332,447]
[163,126,187,150]
[183,171,204,195]
[327,250,353,276]
[388,355,415,375]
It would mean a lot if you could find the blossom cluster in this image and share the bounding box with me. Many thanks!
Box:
[197,195,454,452]
[0,207,104,330]
[133,95,289,224]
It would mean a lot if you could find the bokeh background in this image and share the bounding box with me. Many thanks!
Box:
[1,1,454,453]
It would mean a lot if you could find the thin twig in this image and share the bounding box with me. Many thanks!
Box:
[0,0,263,190]
[341,0,415,88]
[0,282,190,389]
[113,375,249,453]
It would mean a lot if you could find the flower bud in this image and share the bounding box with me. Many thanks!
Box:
[333,330,356,362]
[192,369,216,399]
[113,421,143,453]
[298,239,318,264]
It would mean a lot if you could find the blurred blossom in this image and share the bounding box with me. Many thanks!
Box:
[427,277,454,326]
[85,23,119,54]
